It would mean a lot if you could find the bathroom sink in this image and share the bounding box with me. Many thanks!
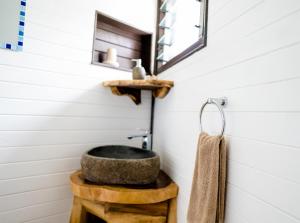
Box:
[81,145,160,185]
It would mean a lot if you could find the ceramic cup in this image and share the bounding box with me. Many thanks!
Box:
[103,48,119,67]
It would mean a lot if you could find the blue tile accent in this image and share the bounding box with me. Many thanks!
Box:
[0,0,26,51]
[19,16,25,21]
[17,0,26,51]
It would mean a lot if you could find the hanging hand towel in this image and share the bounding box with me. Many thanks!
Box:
[187,132,227,223]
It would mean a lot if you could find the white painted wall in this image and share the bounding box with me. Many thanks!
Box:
[0,0,156,222]
[154,0,300,222]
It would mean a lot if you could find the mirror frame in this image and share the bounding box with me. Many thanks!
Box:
[155,0,209,74]
[0,0,26,51]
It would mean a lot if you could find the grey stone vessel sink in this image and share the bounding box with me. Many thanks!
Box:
[81,145,160,185]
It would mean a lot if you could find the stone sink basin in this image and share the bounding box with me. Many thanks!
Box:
[81,145,160,185]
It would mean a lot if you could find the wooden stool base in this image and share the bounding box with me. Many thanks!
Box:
[69,171,178,223]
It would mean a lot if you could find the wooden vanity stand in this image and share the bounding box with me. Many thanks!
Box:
[69,170,178,223]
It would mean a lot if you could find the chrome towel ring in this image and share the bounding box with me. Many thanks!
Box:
[199,97,228,136]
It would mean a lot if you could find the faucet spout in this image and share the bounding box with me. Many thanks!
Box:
[127,134,147,140]
[127,130,152,150]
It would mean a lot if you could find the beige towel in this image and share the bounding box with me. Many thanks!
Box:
[187,132,227,223]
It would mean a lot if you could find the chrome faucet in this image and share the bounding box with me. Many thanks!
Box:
[127,130,152,150]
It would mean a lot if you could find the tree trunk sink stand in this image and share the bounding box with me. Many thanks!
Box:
[69,170,179,223]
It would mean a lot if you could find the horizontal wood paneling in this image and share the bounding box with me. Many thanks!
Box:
[153,0,300,222]
[26,0,156,35]
[0,172,71,196]
[228,161,300,220]
[23,36,92,63]
[25,21,92,51]
[0,98,150,119]
[0,186,72,212]
[157,111,300,147]
[0,199,72,223]
[0,158,80,180]
[208,0,264,36]
[94,40,141,59]
[226,184,299,223]
[0,141,137,164]
[95,28,142,50]
[0,130,142,147]
[0,80,151,106]
[209,0,300,44]
[0,115,148,131]
[97,21,142,41]
[228,137,300,184]
[24,212,70,223]
[0,0,156,222]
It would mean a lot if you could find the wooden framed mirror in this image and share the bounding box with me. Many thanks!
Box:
[155,0,208,73]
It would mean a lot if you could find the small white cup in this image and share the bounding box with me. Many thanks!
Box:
[103,48,119,67]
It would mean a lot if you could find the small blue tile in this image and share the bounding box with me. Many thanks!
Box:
[21,1,26,6]
[19,31,24,36]
[20,11,25,16]
[19,21,25,26]
[6,44,12,49]
[18,41,23,46]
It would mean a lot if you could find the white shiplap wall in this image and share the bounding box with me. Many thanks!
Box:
[0,0,156,222]
[154,0,300,222]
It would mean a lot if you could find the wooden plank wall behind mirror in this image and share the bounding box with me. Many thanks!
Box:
[92,12,152,73]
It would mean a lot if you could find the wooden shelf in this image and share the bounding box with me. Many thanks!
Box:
[103,79,174,105]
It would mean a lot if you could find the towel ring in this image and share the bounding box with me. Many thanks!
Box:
[199,97,227,136]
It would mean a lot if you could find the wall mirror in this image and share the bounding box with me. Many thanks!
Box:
[0,0,26,51]
[155,0,208,73]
